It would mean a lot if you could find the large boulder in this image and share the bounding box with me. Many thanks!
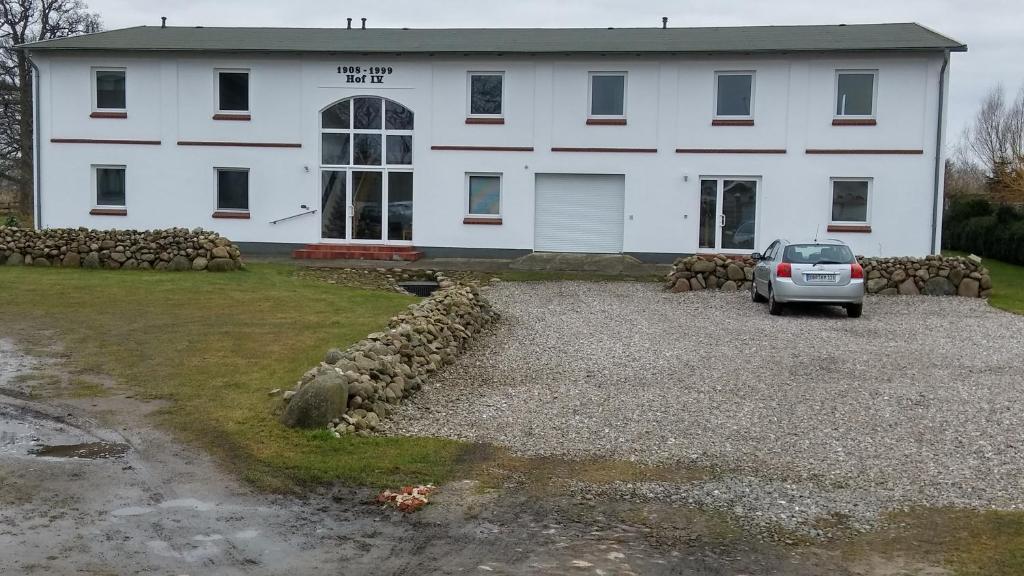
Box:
[923,276,956,296]
[206,258,236,272]
[957,278,980,298]
[168,255,192,271]
[691,259,717,273]
[6,252,23,266]
[866,278,889,293]
[280,369,350,428]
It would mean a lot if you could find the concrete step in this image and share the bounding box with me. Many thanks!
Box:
[292,244,423,261]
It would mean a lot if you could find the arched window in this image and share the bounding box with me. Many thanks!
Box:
[320,97,413,242]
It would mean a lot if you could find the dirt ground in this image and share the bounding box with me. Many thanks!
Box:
[0,337,950,576]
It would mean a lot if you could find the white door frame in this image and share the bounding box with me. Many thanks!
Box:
[696,175,761,255]
[318,97,414,245]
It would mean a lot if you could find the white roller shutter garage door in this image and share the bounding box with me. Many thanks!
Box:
[534,174,625,253]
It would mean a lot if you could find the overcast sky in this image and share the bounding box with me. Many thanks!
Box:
[86,0,1021,144]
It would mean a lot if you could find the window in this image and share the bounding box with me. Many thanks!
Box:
[468,72,504,117]
[831,178,870,223]
[715,72,754,118]
[320,97,413,167]
[93,68,126,111]
[94,166,126,207]
[589,72,626,117]
[783,243,856,264]
[216,168,249,211]
[467,174,501,217]
[216,70,250,113]
[835,71,876,117]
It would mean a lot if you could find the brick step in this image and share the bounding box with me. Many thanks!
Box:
[292,246,423,261]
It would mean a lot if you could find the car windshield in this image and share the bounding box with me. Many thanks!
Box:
[782,244,855,264]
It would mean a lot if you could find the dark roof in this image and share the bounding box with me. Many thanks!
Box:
[19,23,966,54]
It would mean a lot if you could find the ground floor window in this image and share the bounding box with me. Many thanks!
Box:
[467,173,501,217]
[699,177,758,251]
[216,168,249,211]
[831,178,870,224]
[94,165,126,207]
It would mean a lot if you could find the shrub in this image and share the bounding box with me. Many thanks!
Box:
[944,198,1024,264]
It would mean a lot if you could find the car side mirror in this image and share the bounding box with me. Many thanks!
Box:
[751,252,763,261]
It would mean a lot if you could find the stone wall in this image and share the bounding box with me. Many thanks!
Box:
[664,254,756,293]
[279,275,497,435]
[664,254,991,298]
[0,227,242,271]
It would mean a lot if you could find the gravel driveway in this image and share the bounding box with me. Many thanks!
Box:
[388,282,1024,533]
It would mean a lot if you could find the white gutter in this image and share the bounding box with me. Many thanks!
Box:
[29,52,41,229]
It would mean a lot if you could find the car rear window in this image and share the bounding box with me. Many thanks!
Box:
[782,244,855,264]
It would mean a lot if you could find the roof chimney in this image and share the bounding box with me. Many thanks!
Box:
[346,18,352,30]
[361,18,367,30]
[161,16,167,29]
[662,17,668,29]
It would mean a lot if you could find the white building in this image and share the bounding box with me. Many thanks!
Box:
[22,22,966,260]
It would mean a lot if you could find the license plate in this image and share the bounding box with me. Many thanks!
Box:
[806,273,837,282]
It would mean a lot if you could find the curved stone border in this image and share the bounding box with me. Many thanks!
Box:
[0,226,242,271]
[664,254,991,298]
[279,274,497,434]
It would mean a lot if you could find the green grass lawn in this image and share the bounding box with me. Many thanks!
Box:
[945,251,1024,314]
[0,263,464,491]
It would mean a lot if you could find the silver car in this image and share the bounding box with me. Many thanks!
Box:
[750,239,865,317]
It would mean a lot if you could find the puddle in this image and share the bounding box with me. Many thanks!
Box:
[29,441,130,459]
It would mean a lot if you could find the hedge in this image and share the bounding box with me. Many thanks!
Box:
[943,198,1024,265]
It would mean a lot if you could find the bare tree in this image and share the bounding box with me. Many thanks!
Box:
[956,84,1024,203]
[0,0,100,214]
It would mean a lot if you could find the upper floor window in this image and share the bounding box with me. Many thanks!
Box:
[589,72,626,119]
[216,69,250,114]
[94,165,126,208]
[835,71,876,118]
[831,178,871,224]
[321,97,414,167]
[468,72,504,118]
[715,71,754,118]
[216,168,250,212]
[93,68,126,112]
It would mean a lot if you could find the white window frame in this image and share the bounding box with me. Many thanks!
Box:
[466,71,505,118]
[214,167,251,213]
[588,71,627,119]
[465,172,502,218]
[713,71,755,119]
[829,177,872,225]
[92,164,126,209]
[834,69,878,119]
[92,67,126,113]
[214,68,251,115]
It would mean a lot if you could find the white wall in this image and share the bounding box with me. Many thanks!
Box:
[33,50,948,257]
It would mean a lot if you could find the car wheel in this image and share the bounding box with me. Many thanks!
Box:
[768,286,783,316]
[846,303,863,318]
[751,279,767,303]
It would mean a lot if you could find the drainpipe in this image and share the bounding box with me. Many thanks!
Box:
[29,53,41,230]
[930,50,950,255]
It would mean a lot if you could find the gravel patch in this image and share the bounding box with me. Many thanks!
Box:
[386,282,1024,532]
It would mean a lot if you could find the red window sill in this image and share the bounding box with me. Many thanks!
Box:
[90,111,127,119]
[213,113,251,121]
[586,118,627,126]
[711,119,754,126]
[465,117,505,125]
[463,217,502,225]
[832,118,877,126]
[212,211,251,219]
[90,208,127,216]
[827,224,872,233]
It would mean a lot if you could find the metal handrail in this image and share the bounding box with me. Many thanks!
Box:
[270,208,317,225]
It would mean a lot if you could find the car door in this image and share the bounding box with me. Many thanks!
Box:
[755,241,777,294]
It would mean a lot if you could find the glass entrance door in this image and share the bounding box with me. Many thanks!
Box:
[319,97,414,243]
[698,178,758,252]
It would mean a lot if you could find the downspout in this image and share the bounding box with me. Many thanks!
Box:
[930,50,950,255]
[28,52,41,230]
